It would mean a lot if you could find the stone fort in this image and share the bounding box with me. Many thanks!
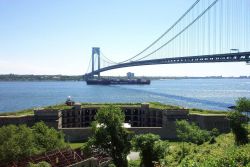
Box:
[0,103,230,142]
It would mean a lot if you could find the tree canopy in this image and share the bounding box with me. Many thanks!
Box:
[32,122,67,152]
[227,97,250,145]
[0,122,67,165]
[236,97,250,113]
[88,105,132,167]
[132,133,169,167]
[176,120,210,145]
[228,111,249,145]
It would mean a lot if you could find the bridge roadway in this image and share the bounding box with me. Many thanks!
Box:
[86,52,250,76]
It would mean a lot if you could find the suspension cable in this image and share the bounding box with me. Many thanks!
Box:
[86,56,92,73]
[135,0,219,61]
[116,0,201,64]
[100,51,117,64]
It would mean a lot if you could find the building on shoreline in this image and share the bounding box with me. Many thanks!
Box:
[0,103,230,142]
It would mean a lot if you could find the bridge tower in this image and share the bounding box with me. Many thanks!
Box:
[92,47,101,78]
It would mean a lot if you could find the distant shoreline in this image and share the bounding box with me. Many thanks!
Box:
[0,74,249,81]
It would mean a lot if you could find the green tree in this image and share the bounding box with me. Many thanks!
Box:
[132,133,168,167]
[32,122,67,152]
[176,120,210,145]
[89,105,132,167]
[176,120,211,162]
[228,111,248,145]
[235,97,250,113]
[0,122,68,165]
[0,125,37,164]
[227,98,250,146]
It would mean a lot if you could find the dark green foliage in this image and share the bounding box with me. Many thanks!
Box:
[0,125,37,164]
[32,122,67,152]
[211,128,220,137]
[89,105,132,167]
[236,97,250,113]
[128,160,140,167]
[81,142,92,157]
[28,161,51,167]
[209,136,216,144]
[176,120,210,145]
[0,122,67,165]
[181,145,250,167]
[0,74,84,81]
[163,132,250,166]
[132,133,168,167]
[228,111,249,145]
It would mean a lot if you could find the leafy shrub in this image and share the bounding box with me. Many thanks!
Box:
[89,105,132,167]
[211,128,219,137]
[228,111,248,145]
[132,133,169,167]
[128,160,140,167]
[236,97,250,113]
[176,120,210,145]
[0,122,68,165]
[180,145,250,167]
[32,122,67,152]
[108,164,116,167]
[209,136,216,144]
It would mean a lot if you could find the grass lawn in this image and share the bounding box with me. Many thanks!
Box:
[0,102,228,116]
[0,109,34,116]
[69,142,85,149]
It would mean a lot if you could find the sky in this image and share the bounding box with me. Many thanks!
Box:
[0,0,249,77]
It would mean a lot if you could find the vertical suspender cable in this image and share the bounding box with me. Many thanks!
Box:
[135,0,220,61]
[117,0,201,63]
[208,0,211,54]
[213,0,217,54]
[86,57,92,74]
[219,0,223,53]
[202,0,205,54]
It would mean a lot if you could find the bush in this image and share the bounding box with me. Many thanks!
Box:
[209,136,216,144]
[0,125,37,164]
[228,111,248,145]
[89,105,132,167]
[128,160,140,167]
[0,122,68,165]
[211,128,220,137]
[132,133,169,167]
[32,122,67,152]
[180,145,250,167]
[236,97,250,113]
[176,120,211,145]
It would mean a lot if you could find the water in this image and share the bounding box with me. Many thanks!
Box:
[0,79,249,113]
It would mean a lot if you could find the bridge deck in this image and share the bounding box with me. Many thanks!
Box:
[86,52,250,76]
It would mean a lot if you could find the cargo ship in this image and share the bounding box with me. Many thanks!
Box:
[86,78,150,85]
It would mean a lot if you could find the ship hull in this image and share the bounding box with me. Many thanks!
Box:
[86,79,150,85]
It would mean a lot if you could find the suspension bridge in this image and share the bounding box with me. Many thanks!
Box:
[85,0,250,78]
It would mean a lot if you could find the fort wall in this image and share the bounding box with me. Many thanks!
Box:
[0,115,35,127]
[189,113,230,133]
[0,103,231,142]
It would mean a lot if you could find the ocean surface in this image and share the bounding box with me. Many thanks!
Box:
[0,79,250,113]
